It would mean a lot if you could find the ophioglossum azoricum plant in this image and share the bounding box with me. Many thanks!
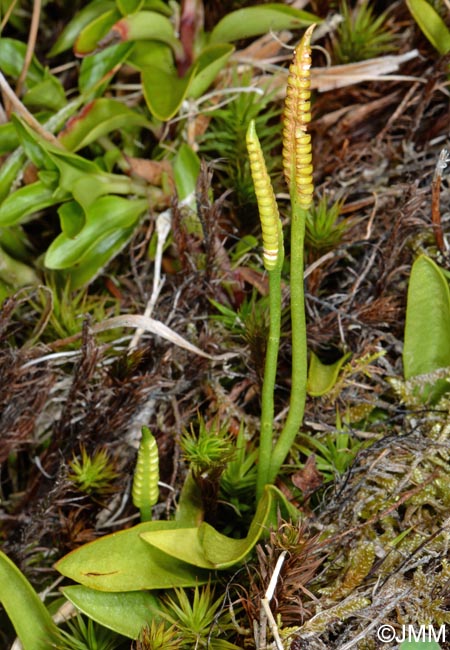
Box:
[247,25,315,500]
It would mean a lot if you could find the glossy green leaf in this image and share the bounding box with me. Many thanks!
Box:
[142,64,197,121]
[127,39,173,69]
[106,11,183,58]
[45,196,147,269]
[188,44,235,99]
[406,0,450,54]
[0,122,20,155]
[23,75,66,112]
[11,115,56,171]
[48,1,115,56]
[117,0,144,14]
[209,4,318,44]
[0,149,27,203]
[142,0,172,15]
[58,201,85,238]
[55,520,210,591]
[0,38,44,84]
[403,255,450,379]
[62,585,161,639]
[64,225,135,288]
[75,8,122,56]
[0,247,39,290]
[0,550,58,650]
[79,42,133,94]
[173,143,200,203]
[59,98,149,151]
[307,351,351,397]
[141,484,277,569]
[0,181,61,227]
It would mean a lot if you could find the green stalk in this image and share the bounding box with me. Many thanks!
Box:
[256,263,282,500]
[268,195,307,483]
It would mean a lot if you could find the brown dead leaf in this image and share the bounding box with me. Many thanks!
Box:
[291,454,323,496]
[125,157,174,189]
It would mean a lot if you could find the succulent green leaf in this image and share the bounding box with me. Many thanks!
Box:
[0,181,62,227]
[61,585,161,639]
[116,0,144,14]
[142,63,197,121]
[406,0,450,54]
[141,484,277,569]
[0,38,44,83]
[55,520,210,591]
[0,150,27,203]
[307,351,351,397]
[79,42,134,94]
[0,122,20,155]
[48,1,115,56]
[23,74,67,112]
[209,4,318,44]
[75,8,122,56]
[59,98,150,151]
[57,200,86,238]
[106,11,183,58]
[45,196,147,269]
[11,114,56,171]
[188,44,235,99]
[403,255,450,380]
[173,143,200,204]
[0,550,58,650]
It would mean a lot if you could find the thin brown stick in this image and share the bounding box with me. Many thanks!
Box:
[0,70,62,147]
[15,0,42,98]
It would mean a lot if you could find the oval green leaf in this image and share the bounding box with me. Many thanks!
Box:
[62,585,161,639]
[106,11,183,58]
[59,98,150,151]
[55,520,210,591]
[79,42,133,94]
[45,196,147,269]
[75,8,122,56]
[48,1,115,56]
[209,4,318,44]
[0,181,60,227]
[142,64,197,121]
[141,484,276,569]
[188,43,234,99]
[403,255,450,379]
[307,351,351,397]
[406,0,450,54]
[0,550,58,650]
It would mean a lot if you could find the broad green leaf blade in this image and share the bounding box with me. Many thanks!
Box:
[106,11,183,58]
[62,585,161,639]
[0,245,39,291]
[23,75,67,112]
[188,44,235,99]
[11,114,56,171]
[75,8,122,56]
[307,351,351,397]
[403,255,450,379]
[117,0,144,14]
[142,64,196,121]
[48,1,115,56]
[0,550,58,650]
[59,98,150,151]
[141,484,276,569]
[0,38,44,83]
[173,143,200,203]
[55,520,210,591]
[65,225,135,289]
[0,181,61,227]
[0,149,27,203]
[209,4,318,44]
[79,42,133,94]
[58,201,85,238]
[45,196,147,268]
[406,0,450,54]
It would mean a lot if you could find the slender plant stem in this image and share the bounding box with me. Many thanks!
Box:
[268,195,308,483]
[256,265,282,501]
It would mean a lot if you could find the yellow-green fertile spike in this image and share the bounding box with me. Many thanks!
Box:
[282,23,315,208]
[132,426,159,521]
[246,119,283,271]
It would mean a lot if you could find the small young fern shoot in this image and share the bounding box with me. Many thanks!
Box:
[132,426,159,521]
